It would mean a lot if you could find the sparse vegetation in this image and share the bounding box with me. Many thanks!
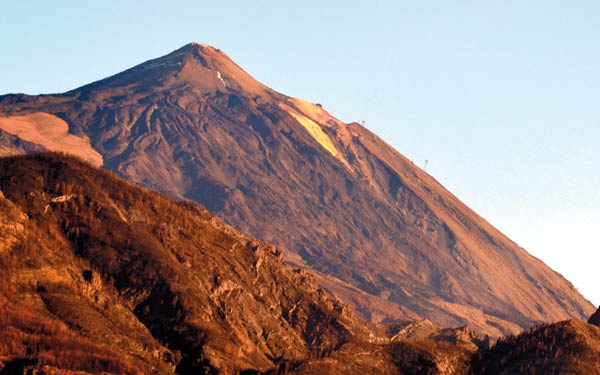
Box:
[469,321,600,374]
[0,153,364,373]
[0,303,143,374]
[3,153,597,374]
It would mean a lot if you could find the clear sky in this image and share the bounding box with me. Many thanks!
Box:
[2,1,599,307]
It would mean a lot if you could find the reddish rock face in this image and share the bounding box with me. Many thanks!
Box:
[0,43,594,336]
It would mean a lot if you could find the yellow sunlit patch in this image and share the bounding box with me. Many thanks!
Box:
[0,112,103,166]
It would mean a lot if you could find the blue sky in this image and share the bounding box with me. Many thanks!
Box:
[2,1,599,306]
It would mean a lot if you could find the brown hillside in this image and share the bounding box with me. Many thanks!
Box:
[470,319,600,374]
[0,153,483,374]
[0,153,364,373]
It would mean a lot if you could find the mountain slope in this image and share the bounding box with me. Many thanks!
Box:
[469,319,600,374]
[0,43,593,336]
[0,153,489,374]
[0,153,372,373]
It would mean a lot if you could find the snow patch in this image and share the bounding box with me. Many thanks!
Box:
[216,71,227,87]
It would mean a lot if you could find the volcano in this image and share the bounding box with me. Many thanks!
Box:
[0,43,593,336]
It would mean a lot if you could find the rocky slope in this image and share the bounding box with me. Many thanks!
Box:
[0,154,355,373]
[470,318,600,374]
[0,153,484,374]
[0,43,594,336]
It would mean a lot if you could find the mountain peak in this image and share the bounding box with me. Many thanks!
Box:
[1,44,594,339]
[74,42,267,96]
[180,41,219,51]
[186,41,209,47]
[174,42,225,61]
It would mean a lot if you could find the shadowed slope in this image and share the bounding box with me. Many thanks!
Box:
[470,319,600,374]
[0,153,370,373]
